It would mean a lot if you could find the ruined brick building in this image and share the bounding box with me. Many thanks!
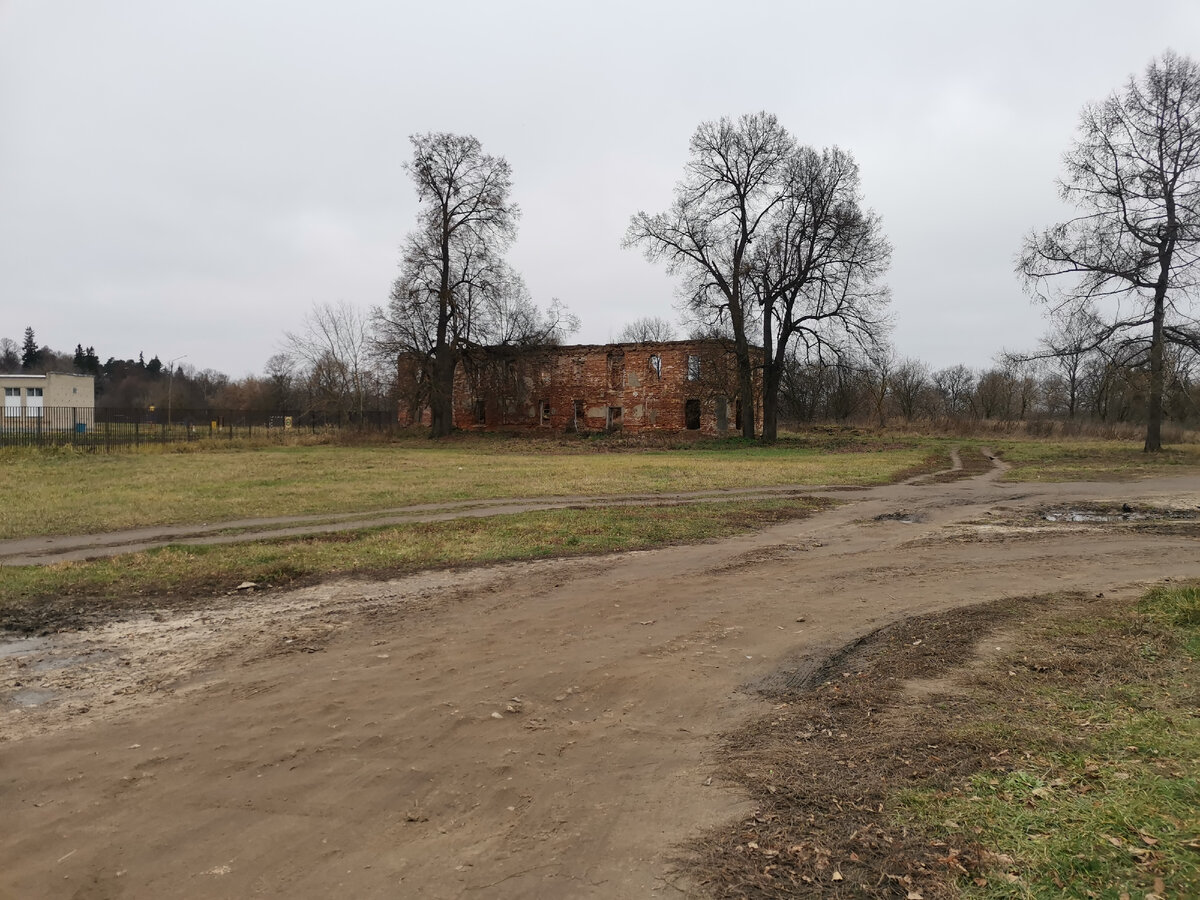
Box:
[397,339,762,435]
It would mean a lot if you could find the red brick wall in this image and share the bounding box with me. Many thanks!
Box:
[398,340,762,436]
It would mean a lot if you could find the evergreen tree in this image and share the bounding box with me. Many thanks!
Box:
[20,327,42,370]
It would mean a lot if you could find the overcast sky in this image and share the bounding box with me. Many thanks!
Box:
[2,1,1197,378]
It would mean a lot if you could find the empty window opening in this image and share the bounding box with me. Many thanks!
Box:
[607,406,623,431]
[687,355,700,381]
[607,350,625,389]
[685,398,701,430]
[573,399,584,428]
[474,400,486,424]
[540,399,551,425]
[648,354,662,379]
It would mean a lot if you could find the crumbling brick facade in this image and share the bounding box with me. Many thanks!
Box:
[397,340,762,436]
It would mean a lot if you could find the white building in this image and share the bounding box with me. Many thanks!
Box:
[0,372,95,429]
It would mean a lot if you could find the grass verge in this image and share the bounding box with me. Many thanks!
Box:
[0,497,832,634]
[683,585,1199,899]
[993,439,1200,482]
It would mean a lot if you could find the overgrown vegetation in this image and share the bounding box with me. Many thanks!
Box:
[684,585,1200,898]
[0,497,832,633]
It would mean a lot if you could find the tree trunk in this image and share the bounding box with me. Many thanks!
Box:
[429,351,456,438]
[1144,290,1166,452]
[761,360,780,443]
[729,301,756,439]
[737,352,756,439]
[431,228,455,439]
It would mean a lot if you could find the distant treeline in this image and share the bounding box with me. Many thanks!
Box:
[6,321,1198,435]
[773,349,1200,433]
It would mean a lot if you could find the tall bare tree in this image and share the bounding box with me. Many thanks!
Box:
[747,147,892,440]
[1019,50,1200,451]
[626,112,794,438]
[388,133,518,437]
[627,115,889,441]
[379,132,573,437]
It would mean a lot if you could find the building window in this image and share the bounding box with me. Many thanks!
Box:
[687,355,700,381]
[685,398,701,430]
[474,400,486,424]
[607,406,622,431]
[26,387,43,418]
[648,355,661,379]
[540,399,551,425]
[573,399,584,424]
[4,387,19,417]
[607,350,625,390]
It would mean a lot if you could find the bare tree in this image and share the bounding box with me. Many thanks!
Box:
[933,365,977,420]
[626,112,794,438]
[1019,50,1200,451]
[865,346,893,427]
[377,132,574,436]
[627,115,890,441]
[748,146,892,440]
[617,316,676,342]
[386,132,518,437]
[890,358,930,422]
[283,300,375,422]
[1035,312,1104,419]
[0,338,18,372]
[263,353,296,412]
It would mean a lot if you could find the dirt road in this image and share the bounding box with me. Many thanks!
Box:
[3,462,1199,899]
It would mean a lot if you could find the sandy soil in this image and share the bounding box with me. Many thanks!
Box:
[2,460,1200,899]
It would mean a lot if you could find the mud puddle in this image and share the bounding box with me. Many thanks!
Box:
[1040,503,1200,523]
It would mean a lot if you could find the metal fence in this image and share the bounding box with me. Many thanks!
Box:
[0,406,398,450]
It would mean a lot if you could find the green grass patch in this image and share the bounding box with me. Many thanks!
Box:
[0,497,832,633]
[0,438,933,539]
[898,584,1200,899]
